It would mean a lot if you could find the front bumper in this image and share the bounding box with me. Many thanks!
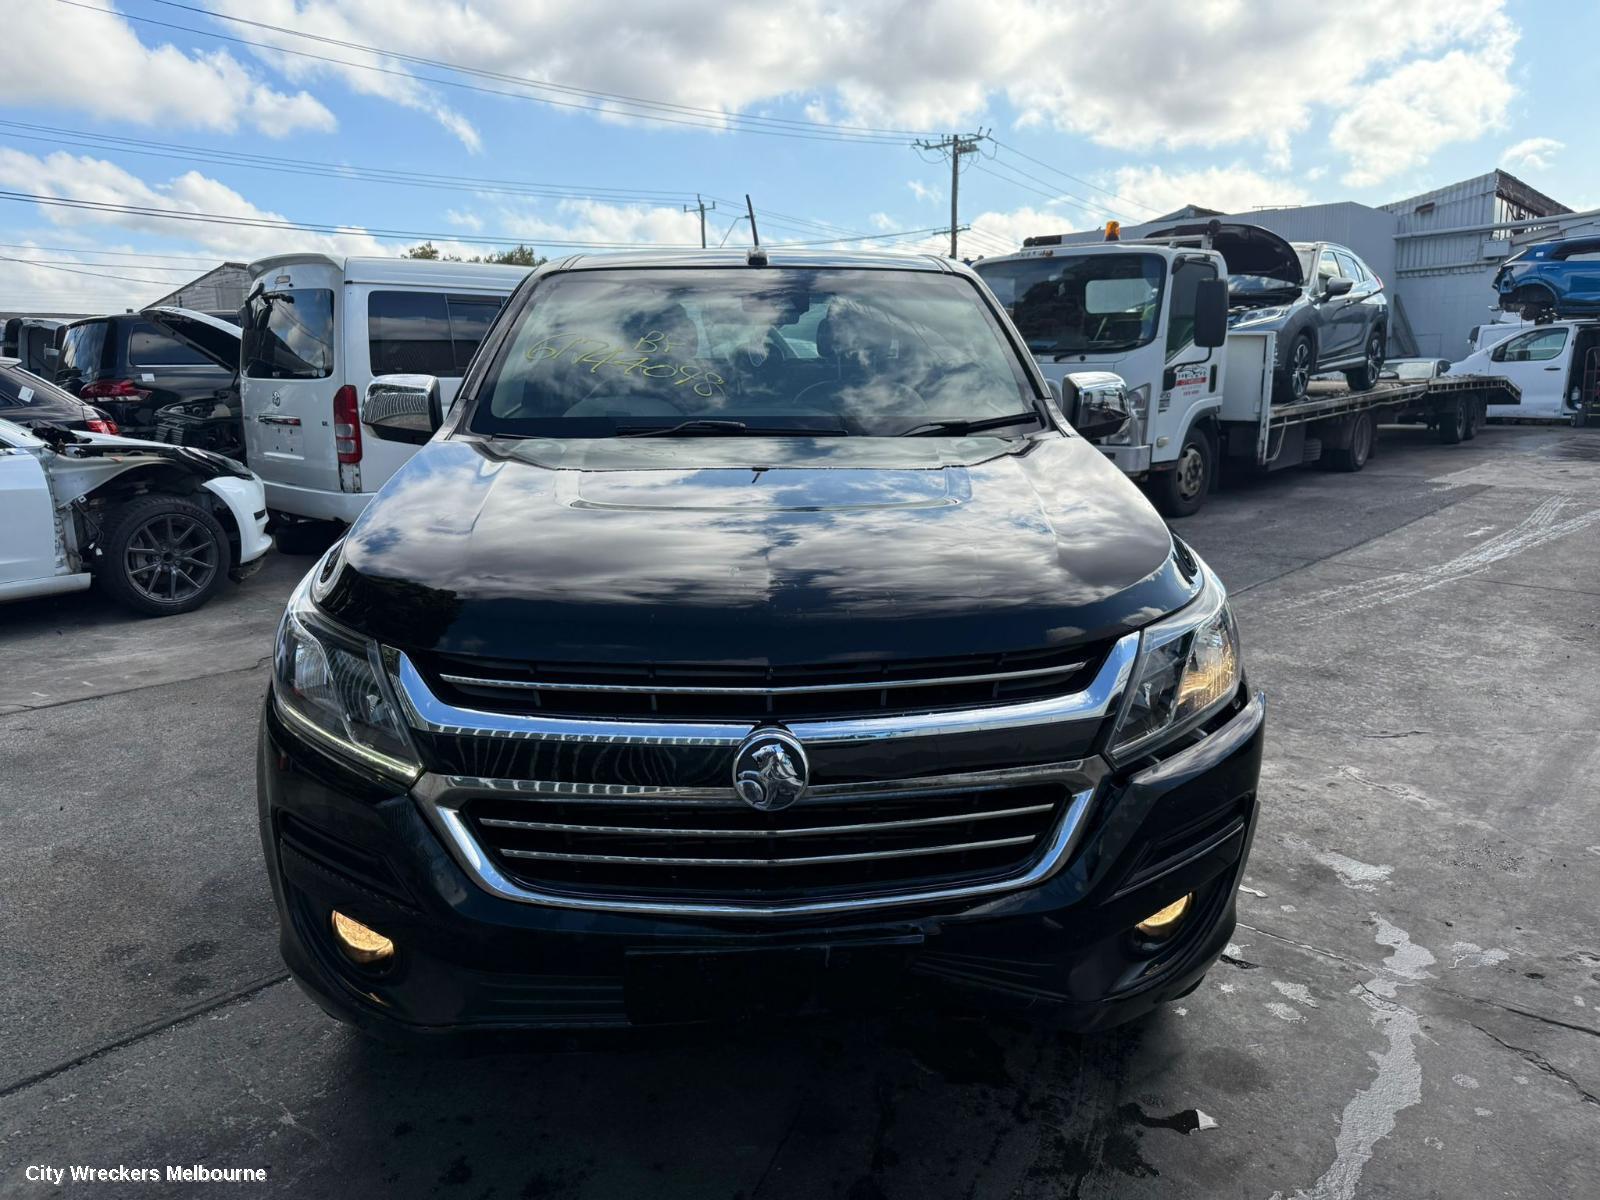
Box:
[1096,443,1152,476]
[257,689,1265,1039]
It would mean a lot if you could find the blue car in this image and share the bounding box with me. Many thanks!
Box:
[1494,236,1600,318]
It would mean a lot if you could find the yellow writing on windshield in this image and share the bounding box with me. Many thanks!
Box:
[524,331,725,397]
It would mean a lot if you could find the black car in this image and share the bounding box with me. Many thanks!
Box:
[1227,239,1390,401]
[56,311,239,439]
[257,249,1265,1039]
[0,359,116,433]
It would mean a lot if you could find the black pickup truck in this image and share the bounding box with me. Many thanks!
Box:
[256,248,1265,1039]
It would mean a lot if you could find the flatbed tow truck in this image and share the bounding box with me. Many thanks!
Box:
[975,221,1520,515]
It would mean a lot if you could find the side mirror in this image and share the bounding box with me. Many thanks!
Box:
[364,374,443,445]
[1324,277,1354,299]
[1194,278,1230,348]
[1060,371,1133,442]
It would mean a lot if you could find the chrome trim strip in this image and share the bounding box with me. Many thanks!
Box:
[437,659,1087,697]
[788,632,1137,745]
[415,774,1103,918]
[498,835,1037,868]
[427,760,1098,807]
[476,803,1056,839]
[394,631,1138,747]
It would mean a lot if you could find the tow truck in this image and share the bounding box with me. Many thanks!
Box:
[974,221,1521,516]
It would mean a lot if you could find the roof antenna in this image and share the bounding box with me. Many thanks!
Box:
[745,194,767,266]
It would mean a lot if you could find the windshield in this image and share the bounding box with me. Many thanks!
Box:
[243,287,334,379]
[468,268,1039,438]
[974,253,1164,355]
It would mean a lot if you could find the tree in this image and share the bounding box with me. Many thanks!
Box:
[403,242,442,259]
[400,241,546,267]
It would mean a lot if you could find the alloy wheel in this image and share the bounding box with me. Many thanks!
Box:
[1291,340,1311,398]
[124,513,219,604]
[1177,443,1206,500]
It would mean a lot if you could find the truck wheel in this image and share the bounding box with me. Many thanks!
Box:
[1275,334,1314,403]
[1463,398,1482,440]
[1324,412,1374,472]
[1343,331,1385,392]
[1436,397,1469,444]
[97,494,229,616]
[1149,430,1213,518]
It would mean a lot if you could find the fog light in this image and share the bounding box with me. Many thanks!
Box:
[1134,894,1192,938]
[331,910,395,965]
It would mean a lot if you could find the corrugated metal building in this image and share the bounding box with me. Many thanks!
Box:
[1012,170,1582,360]
[149,262,251,315]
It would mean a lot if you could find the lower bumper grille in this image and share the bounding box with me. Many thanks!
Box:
[461,784,1067,903]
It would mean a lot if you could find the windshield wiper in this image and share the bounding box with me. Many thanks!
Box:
[617,419,847,437]
[895,412,1041,437]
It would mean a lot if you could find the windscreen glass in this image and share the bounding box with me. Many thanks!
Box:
[975,253,1163,355]
[57,322,107,383]
[468,268,1037,437]
[243,287,335,379]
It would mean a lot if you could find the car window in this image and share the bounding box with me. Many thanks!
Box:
[1166,259,1217,357]
[1335,251,1365,282]
[58,322,108,380]
[243,288,335,380]
[1317,249,1344,282]
[1492,328,1568,362]
[1557,249,1600,262]
[470,268,1037,438]
[369,292,508,376]
[128,323,213,367]
[0,365,77,407]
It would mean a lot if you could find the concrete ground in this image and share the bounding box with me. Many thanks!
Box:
[2,422,1598,1199]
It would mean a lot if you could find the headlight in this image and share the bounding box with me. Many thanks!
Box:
[1108,567,1242,760]
[1228,305,1290,327]
[272,567,421,785]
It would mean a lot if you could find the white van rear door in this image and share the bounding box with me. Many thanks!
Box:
[240,273,342,493]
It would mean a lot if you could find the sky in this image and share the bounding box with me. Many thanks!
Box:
[0,0,1593,313]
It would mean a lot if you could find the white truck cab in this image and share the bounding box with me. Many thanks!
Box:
[1452,319,1600,423]
[974,228,1237,514]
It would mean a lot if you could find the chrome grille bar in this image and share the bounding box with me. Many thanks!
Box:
[499,835,1037,869]
[476,802,1055,839]
[439,660,1087,697]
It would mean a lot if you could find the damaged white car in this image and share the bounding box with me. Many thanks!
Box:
[0,417,271,615]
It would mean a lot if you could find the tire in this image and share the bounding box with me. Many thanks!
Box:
[1436,396,1469,444]
[1463,397,1482,440]
[271,518,341,556]
[1275,333,1314,403]
[1323,411,1375,472]
[1149,428,1213,518]
[1343,329,1385,392]
[96,494,229,616]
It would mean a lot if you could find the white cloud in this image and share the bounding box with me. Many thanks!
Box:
[2,0,334,137]
[187,1,1518,185]
[907,179,940,203]
[1501,136,1564,173]
[1331,32,1518,186]
[492,198,703,248]
[0,150,390,272]
[1106,165,1314,217]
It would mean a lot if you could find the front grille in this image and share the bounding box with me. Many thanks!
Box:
[462,783,1066,903]
[414,643,1103,723]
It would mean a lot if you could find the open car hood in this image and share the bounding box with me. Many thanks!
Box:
[140,306,241,372]
[1141,221,1304,288]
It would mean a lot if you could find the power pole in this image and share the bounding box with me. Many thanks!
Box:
[683,194,715,248]
[913,131,986,259]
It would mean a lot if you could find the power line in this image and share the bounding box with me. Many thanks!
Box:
[0,254,204,274]
[0,119,700,205]
[971,160,1117,225]
[54,0,923,145]
[987,138,1161,216]
[0,187,955,252]
[142,0,933,140]
[0,254,180,286]
[0,241,225,264]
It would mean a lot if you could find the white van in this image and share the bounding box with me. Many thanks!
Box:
[1450,318,1600,421]
[240,254,530,530]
